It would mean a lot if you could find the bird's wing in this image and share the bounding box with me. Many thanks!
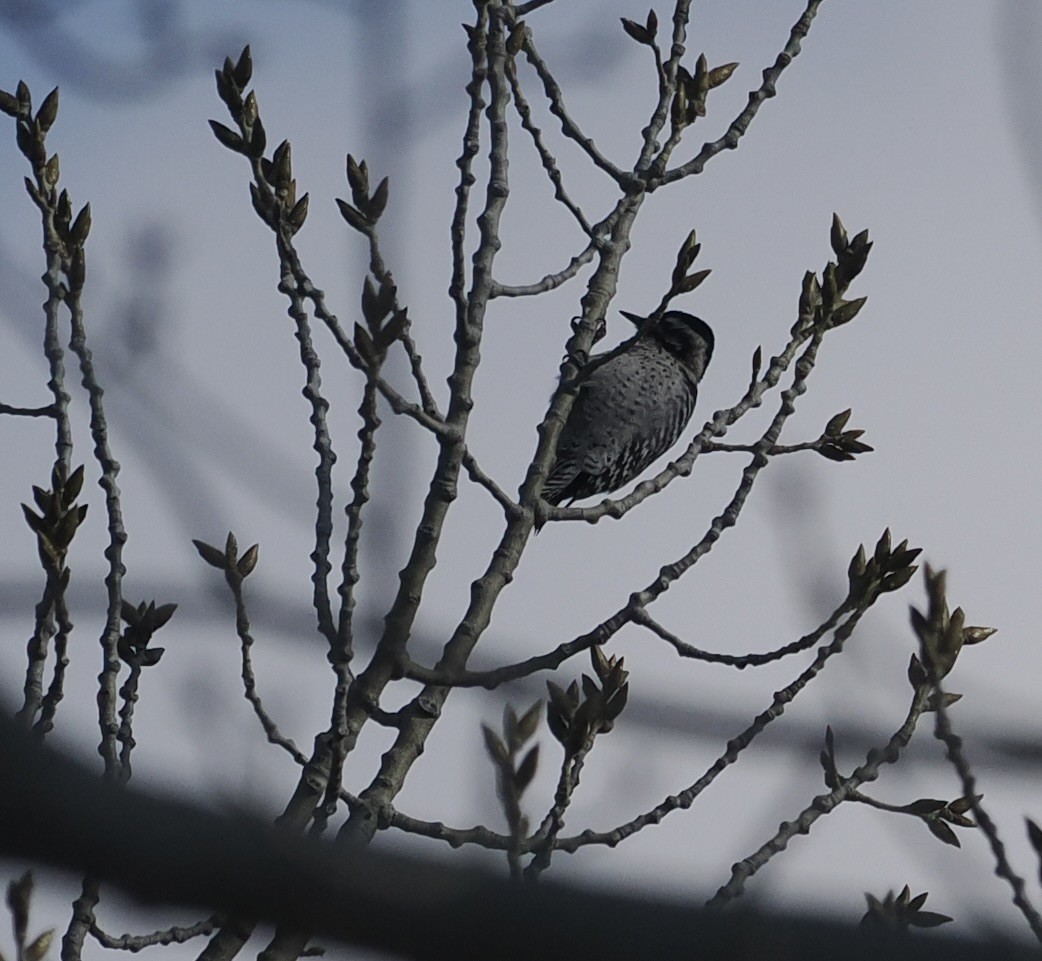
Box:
[553,375,640,475]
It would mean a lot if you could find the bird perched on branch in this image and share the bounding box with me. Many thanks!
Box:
[542,309,714,508]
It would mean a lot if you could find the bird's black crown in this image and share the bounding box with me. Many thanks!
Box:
[620,309,714,379]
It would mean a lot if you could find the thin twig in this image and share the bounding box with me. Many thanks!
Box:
[89,916,220,952]
[506,52,595,237]
[276,236,338,650]
[557,607,874,855]
[654,0,824,188]
[34,605,70,738]
[636,0,692,172]
[463,448,522,517]
[0,402,57,417]
[116,662,142,784]
[229,575,311,767]
[17,578,58,728]
[11,86,114,961]
[285,249,451,438]
[64,877,101,961]
[448,3,488,326]
[525,737,594,879]
[362,222,441,419]
[489,242,596,298]
[707,684,930,905]
[932,676,1042,942]
[631,597,851,668]
[68,275,129,781]
[516,21,630,186]
[703,439,820,455]
[315,373,379,836]
[386,809,511,850]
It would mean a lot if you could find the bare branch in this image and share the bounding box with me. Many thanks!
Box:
[654,0,824,187]
[631,598,851,668]
[488,242,595,298]
[927,631,1042,940]
[513,17,630,186]
[0,402,58,417]
[386,809,511,850]
[707,684,930,906]
[558,605,879,856]
[506,50,595,237]
[89,917,219,952]
[275,238,338,648]
[448,4,489,326]
[525,735,594,879]
[462,448,522,518]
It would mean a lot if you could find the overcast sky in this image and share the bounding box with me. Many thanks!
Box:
[3,1,1042,956]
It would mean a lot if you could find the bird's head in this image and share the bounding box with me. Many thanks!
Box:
[621,309,715,380]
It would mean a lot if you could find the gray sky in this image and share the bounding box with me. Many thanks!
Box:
[2,0,1041,955]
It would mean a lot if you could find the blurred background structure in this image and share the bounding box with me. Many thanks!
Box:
[2,0,1042,956]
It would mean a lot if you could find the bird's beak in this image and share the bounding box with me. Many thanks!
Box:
[620,310,647,328]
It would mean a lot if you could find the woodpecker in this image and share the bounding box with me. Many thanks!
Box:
[542,309,714,507]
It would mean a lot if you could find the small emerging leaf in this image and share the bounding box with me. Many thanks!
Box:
[192,539,227,570]
[515,700,542,744]
[962,625,996,646]
[903,798,947,816]
[514,744,539,793]
[706,62,739,88]
[924,690,962,712]
[1029,818,1042,849]
[6,872,31,942]
[824,409,851,437]
[16,80,32,112]
[830,296,868,327]
[233,45,253,89]
[35,87,59,133]
[287,193,309,233]
[346,154,369,196]
[62,464,85,505]
[677,268,711,294]
[366,177,390,221]
[70,203,91,245]
[242,91,259,128]
[908,911,954,929]
[26,929,55,961]
[376,310,408,352]
[336,198,369,233]
[354,323,378,366]
[153,602,178,630]
[907,652,927,688]
[620,17,652,45]
[238,544,259,578]
[848,543,867,579]
[926,817,960,848]
[481,723,509,766]
[249,117,266,158]
[0,88,20,118]
[830,213,848,256]
[209,120,245,153]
